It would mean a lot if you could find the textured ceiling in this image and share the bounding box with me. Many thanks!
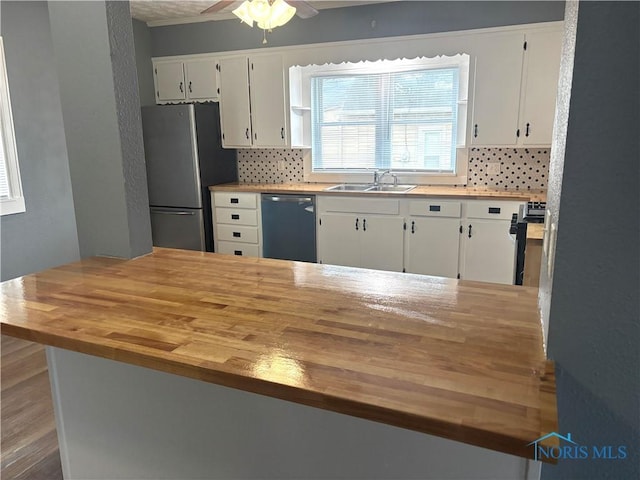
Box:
[130,1,392,25]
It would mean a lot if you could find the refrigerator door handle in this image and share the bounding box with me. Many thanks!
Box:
[152,210,196,216]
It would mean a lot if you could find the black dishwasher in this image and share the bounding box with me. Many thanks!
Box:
[261,194,317,263]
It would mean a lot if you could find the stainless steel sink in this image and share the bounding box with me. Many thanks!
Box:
[324,184,417,193]
[366,185,416,193]
[324,184,373,192]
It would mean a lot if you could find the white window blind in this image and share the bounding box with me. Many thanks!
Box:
[312,68,459,173]
[307,55,469,178]
[0,131,10,199]
[0,36,25,216]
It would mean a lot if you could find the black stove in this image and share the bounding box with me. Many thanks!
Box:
[523,201,546,223]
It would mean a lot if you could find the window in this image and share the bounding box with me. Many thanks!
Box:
[291,55,469,185]
[0,37,25,216]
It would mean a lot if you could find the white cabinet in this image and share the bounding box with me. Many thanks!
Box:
[471,33,524,146]
[471,27,562,146]
[250,55,288,147]
[317,197,404,272]
[218,56,252,147]
[218,54,287,148]
[459,201,523,285]
[405,200,462,278]
[518,30,563,145]
[211,192,262,258]
[153,58,219,104]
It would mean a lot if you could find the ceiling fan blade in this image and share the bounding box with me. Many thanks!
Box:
[288,1,318,19]
[201,1,240,15]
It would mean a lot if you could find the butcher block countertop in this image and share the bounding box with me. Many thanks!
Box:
[0,248,557,462]
[209,182,547,202]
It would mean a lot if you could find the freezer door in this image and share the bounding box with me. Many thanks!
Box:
[150,207,205,251]
[142,105,202,208]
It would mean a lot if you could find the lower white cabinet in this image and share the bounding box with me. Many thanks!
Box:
[405,200,462,278]
[459,201,523,285]
[211,192,262,258]
[317,197,404,272]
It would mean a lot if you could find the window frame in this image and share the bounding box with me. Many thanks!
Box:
[0,37,25,216]
[295,55,469,185]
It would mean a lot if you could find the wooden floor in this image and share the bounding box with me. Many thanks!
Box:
[1,335,63,480]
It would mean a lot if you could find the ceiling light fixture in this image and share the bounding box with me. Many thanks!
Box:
[233,0,297,44]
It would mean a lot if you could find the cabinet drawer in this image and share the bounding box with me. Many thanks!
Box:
[465,201,523,220]
[409,200,461,218]
[319,196,399,215]
[217,224,259,244]
[215,208,258,226]
[216,241,260,258]
[213,192,257,209]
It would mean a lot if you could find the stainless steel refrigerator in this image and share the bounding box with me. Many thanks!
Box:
[142,104,237,252]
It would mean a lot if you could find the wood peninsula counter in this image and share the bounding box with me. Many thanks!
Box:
[209,182,547,202]
[1,248,557,479]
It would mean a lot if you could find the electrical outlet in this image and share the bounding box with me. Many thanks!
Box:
[487,162,501,175]
[277,160,286,171]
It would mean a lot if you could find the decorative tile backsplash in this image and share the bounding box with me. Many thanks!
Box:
[237,147,550,189]
[468,147,550,190]
[237,149,305,183]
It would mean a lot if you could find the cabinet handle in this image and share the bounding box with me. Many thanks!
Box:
[245,128,250,139]
[254,132,257,140]
[179,81,183,93]
[474,124,478,138]
[281,127,285,139]
[188,81,192,93]
[233,232,241,238]
[525,123,530,137]
[231,214,240,220]
[234,250,243,256]
[363,218,367,231]
[355,218,359,231]
[468,224,473,238]
[411,220,415,234]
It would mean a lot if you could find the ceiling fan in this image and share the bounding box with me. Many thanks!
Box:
[201,1,319,20]
[202,0,318,43]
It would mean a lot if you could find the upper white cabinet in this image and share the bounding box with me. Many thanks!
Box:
[153,58,219,104]
[471,33,524,146]
[218,54,288,149]
[471,26,562,146]
[518,30,563,145]
[250,55,288,147]
[218,56,252,147]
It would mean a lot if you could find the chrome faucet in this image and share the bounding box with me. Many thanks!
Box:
[373,169,391,186]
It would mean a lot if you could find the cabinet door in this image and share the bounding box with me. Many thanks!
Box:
[461,219,516,285]
[185,58,218,100]
[359,216,405,272]
[154,62,186,102]
[249,54,288,147]
[406,217,461,278]
[218,56,252,148]
[317,214,360,268]
[471,33,524,146]
[519,30,562,145]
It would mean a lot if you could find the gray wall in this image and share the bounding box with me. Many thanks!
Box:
[151,1,565,56]
[132,18,155,107]
[542,1,639,479]
[48,0,151,259]
[0,1,80,281]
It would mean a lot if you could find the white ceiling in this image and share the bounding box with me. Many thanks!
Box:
[130,1,394,26]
